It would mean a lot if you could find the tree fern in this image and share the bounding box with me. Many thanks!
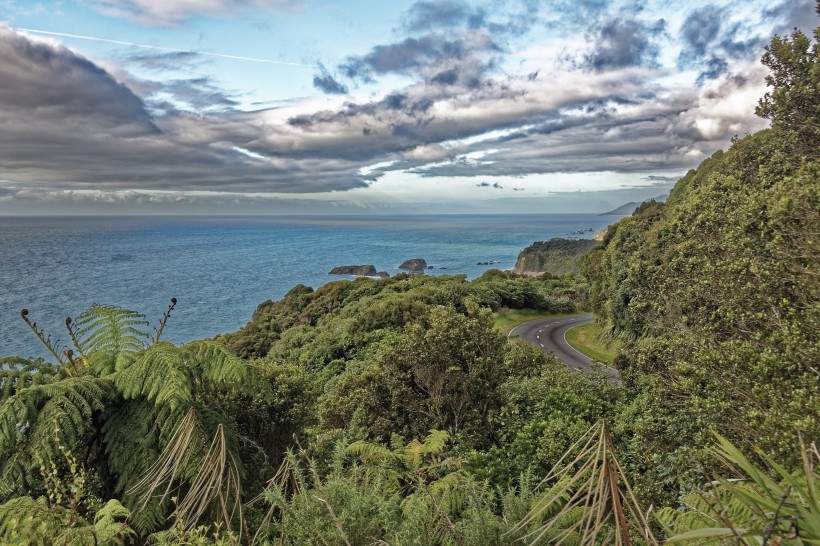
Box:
[0,376,111,492]
[1,301,263,539]
[115,342,192,411]
[71,305,150,375]
[0,357,60,399]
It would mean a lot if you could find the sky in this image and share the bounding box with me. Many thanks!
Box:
[0,0,815,214]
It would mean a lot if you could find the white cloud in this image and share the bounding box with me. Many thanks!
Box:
[86,0,302,26]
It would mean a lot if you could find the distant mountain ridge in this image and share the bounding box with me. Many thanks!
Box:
[599,195,667,216]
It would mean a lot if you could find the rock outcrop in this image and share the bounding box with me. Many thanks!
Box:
[329,265,378,276]
[398,258,427,272]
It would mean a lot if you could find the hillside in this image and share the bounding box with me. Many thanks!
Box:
[583,29,820,498]
[599,194,667,216]
[512,237,598,275]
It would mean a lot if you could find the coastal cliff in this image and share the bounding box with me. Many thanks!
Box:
[513,238,598,275]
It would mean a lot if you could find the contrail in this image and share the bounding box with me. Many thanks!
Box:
[14,27,316,68]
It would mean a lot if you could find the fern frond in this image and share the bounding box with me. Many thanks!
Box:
[421,429,449,455]
[151,297,177,344]
[0,376,111,491]
[185,340,252,391]
[115,342,192,411]
[0,495,134,545]
[102,399,167,496]
[512,420,659,546]
[93,499,135,544]
[0,357,60,400]
[347,440,400,464]
[0,376,109,449]
[74,305,149,373]
[19,308,68,366]
[130,409,243,533]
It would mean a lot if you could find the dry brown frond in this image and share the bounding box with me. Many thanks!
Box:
[511,420,659,546]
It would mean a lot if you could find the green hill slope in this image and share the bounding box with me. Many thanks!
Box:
[582,24,820,498]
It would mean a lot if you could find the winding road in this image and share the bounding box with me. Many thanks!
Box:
[509,314,620,382]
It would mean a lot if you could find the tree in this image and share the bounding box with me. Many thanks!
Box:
[756,3,820,156]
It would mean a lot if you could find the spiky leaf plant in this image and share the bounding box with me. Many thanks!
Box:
[0,300,262,538]
[657,433,820,545]
[512,420,658,545]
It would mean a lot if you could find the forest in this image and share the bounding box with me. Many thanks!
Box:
[0,11,818,546]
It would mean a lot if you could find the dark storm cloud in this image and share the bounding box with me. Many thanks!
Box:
[0,27,370,193]
[585,17,666,70]
[680,5,722,57]
[312,64,349,94]
[404,0,485,31]
[313,0,542,95]
[676,4,775,83]
[765,0,818,35]
[339,34,499,81]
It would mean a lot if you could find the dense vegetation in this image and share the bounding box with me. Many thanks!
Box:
[1,13,818,545]
[513,238,599,276]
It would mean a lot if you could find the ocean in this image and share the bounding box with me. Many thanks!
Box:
[0,214,616,359]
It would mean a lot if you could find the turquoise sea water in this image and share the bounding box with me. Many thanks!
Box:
[0,214,617,358]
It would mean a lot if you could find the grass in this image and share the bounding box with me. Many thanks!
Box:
[565,322,621,364]
[493,309,572,335]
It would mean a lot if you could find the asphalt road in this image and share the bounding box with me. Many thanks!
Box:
[508,314,620,382]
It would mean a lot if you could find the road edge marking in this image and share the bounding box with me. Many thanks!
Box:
[507,314,591,338]
[562,321,620,376]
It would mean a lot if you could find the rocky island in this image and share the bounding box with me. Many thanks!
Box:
[398,258,427,273]
[329,265,389,278]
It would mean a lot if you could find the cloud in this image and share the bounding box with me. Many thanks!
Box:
[584,17,666,70]
[157,78,240,111]
[677,4,773,83]
[404,0,484,31]
[124,50,205,71]
[0,27,369,193]
[765,0,818,35]
[2,0,792,211]
[680,5,722,57]
[312,64,348,95]
[314,0,544,95]
[85,0,302,26]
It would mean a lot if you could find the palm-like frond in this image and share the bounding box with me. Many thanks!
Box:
[4,301,258,538]
[0,357,60,399]
[129,409,244,534]
[0,495,133,545]
[512,420,658,546]
[185,340,252,392]
[73,305,150,375]
[0,376,111,490]
[659,433,820,545]
[115,342,192,411]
